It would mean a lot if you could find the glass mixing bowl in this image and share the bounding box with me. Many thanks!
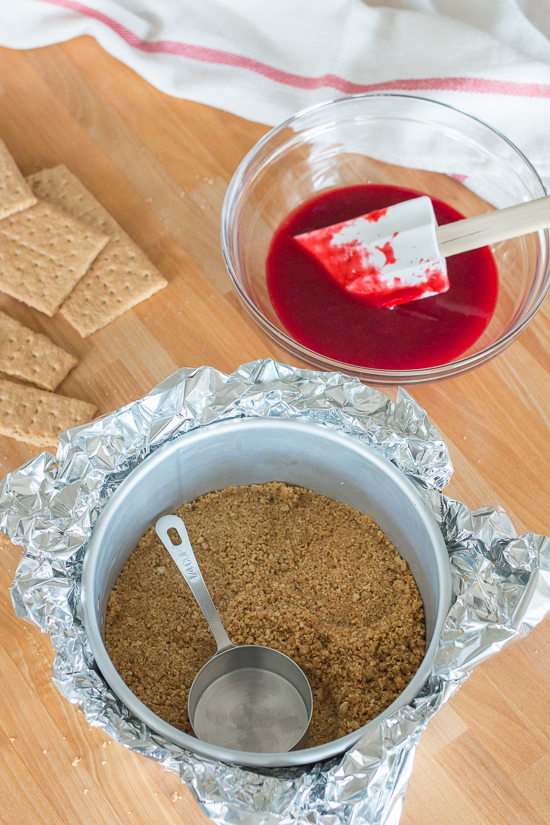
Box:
[221,94,550,385]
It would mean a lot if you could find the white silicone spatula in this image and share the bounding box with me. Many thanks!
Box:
[295,195,550,309]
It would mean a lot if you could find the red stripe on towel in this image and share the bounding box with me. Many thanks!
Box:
[38,0,550,99]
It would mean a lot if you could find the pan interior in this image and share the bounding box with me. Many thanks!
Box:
[82,417,450,768]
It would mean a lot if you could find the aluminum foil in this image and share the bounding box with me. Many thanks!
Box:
[3,358,550,825]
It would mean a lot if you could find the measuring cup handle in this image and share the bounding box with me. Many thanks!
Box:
[155,515,234,654]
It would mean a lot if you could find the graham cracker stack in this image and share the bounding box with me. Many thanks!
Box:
[0,311,77,391]
[0,138,37,220]
[0,201,109,316]
[27,165,168,337]
[0,378,97,447]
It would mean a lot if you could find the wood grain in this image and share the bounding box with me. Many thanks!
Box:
[0,35,549,825]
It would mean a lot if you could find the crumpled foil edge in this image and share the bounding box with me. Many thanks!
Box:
[2,359,550,825]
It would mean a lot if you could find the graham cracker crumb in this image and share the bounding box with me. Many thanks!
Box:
[105,482,426,747]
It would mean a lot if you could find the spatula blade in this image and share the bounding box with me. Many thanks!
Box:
[295,196,449,308]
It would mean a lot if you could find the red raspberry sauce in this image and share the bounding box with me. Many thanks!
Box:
[266,184,498,370]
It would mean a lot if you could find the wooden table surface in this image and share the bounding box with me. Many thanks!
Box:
[1,36,550,825]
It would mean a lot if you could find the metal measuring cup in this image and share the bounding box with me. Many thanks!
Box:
[155,515,313,753]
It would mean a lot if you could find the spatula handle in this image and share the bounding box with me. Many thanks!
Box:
[436,195,550,257]
[156,514,234,654]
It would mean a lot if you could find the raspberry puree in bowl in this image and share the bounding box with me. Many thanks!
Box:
[266,184,498,370]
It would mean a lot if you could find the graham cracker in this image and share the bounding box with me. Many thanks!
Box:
[0,378,96,447]
[0,311,77,391]
[0,201,109,316]
[0,138,37,220]
[27,165,168,337]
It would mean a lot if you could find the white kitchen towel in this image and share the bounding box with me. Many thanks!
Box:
[2,0,550,186]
